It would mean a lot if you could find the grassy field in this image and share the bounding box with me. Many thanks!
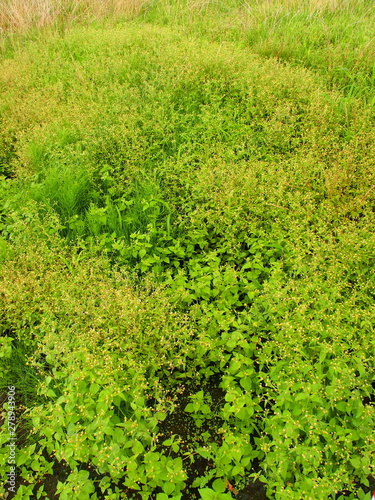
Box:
[0,1,374,499]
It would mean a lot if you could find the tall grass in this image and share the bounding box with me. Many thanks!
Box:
[244,0,372,13]
[143,0,375,102]
[0,0,148,32]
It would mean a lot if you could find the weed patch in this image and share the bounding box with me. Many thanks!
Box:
[0,11,374,500]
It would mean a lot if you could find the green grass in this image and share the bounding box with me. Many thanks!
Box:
[0,2,374,500]
[143,0,375,103]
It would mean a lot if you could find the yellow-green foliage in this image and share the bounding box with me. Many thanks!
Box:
[1,24,374,206]
[0,212,194,498]
[0,6,374,500]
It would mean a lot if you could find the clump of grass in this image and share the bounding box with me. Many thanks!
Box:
[28,161,94,223]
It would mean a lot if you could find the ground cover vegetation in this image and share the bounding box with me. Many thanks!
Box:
[0,1,374,499]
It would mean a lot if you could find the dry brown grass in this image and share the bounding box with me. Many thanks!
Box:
[0,0,148,32]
